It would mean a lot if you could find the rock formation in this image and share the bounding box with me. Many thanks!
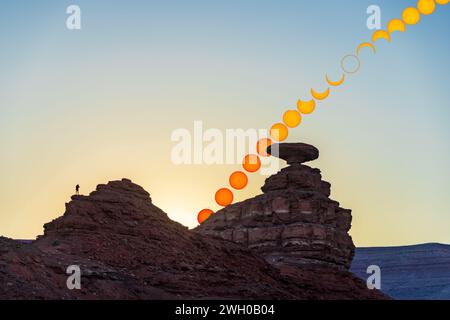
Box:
[0,178,386,299]
[196,142,355,270]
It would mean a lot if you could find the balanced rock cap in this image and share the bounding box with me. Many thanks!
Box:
[267,143,319,164]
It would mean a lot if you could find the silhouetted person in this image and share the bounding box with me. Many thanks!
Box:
[75,184,80,195]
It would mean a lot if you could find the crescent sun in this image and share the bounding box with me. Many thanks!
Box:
[372,30,391,43]
[325,74,345,87]
[297,99,316,114]
[311,88,330,101]
[356,42,376,56]
[387,19,406,33]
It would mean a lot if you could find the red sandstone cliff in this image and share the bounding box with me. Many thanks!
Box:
[196,143,354,271]
[0,178,387,300]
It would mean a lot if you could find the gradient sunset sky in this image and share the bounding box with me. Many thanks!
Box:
[0,0,449,246]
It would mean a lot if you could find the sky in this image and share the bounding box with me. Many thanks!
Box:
[0,0,449,246]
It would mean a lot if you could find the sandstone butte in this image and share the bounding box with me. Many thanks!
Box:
[0,143,388,299]
[196,142,354,271]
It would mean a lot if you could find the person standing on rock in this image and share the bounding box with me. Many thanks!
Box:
[75,184,80,195]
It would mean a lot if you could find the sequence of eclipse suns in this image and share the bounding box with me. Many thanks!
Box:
[197,0,448,224]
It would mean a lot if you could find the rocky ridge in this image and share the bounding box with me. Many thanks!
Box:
[0,177,386,299]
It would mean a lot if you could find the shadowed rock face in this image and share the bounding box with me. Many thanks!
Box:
[0,178,386,300]
[268,143,319,164]
[196,143,355,270]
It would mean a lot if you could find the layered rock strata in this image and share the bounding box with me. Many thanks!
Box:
[0,177,385,299]
[196,143,355,270]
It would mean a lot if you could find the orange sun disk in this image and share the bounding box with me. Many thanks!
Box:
[197,208,214,224]
[242,154,261,173]
[256,138,273,157]
[229,171,248,190]
[215,188,234,207]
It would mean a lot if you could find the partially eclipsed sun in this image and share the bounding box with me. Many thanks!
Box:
[403,7,421,25]
[297,99,316,114]
[311,88,330,100]
[372,30,391,43]
[387,19,406,33]
[418,0,436,15]
[356,42,376,56]
[195,0,445,224]
[326,74,345,87]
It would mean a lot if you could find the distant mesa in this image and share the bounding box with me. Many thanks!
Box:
[352,243,450,300]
